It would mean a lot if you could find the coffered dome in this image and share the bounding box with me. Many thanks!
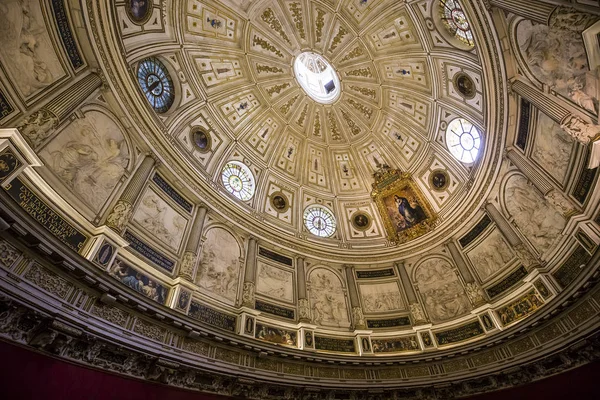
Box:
[113,0,500,261]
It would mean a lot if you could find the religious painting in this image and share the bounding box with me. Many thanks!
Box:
[109,258,168,305]
[255,323,297,347]
[195,227,241,305]
[126,0,153,25]
[0,0,66,97]
[496,290,544,326]
[39,110,130,213]
[372,336,419,353]
[371,168,436,243]
[175,289,191,311]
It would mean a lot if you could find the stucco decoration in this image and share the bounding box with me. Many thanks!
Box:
[504,175,566,254]
[414,258,470,323]
[466,228,515,282]
[255,261,294,302]
[132,187,187,251]
[308,268,349,328]
[532,113,574,182]
[39,110,130,212]
[0,0,66,97]
[359,282,405,313]
[517,19,597,114]
[195,228,241,305]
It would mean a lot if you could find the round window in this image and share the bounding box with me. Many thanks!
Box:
[303,205,337,237]
[293,52,341,104]
[445,118,481,163]
[221,161,255,201]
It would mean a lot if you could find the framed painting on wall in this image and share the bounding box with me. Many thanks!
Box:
[371,167,437,243]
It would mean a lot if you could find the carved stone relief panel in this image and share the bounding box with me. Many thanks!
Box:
[308,267,350,328]
[466,227,516,282]
[359,281,406,313]
[531,113,575,184]
[414,257,471,323]
[195,227,241,305]
[516,19,597,115]
[38,109,131,214]
[256,260,294,303]
[503,174,566,254]
[131,187,188,252]
[0,0,66,98]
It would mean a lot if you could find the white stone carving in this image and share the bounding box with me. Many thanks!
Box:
[241,282,255,307]
[255,261,293,302]
[560,115,600,144]
[409,302,426,322]
[178,251,197,281]
[132,188,187,251]
[518,20,598,114]
[415,258,471,323]
[504,175,566,254]
[308,268,350,328]
[359,282,405,313]
[196,228,241,305]
[464,282,486,305]
[466,228,514,282]
[106,200,133,232]
[532,113,574,181]
[39,110,130,212]
[0,0,65,96]
[352,307,366,328]
[17,110,58,148]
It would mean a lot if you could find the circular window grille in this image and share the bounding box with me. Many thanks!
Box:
[445,118,482,163]
[439,0,474,47]
[137,57,175,113]
[303,205,337,237]
[221,161,255,201]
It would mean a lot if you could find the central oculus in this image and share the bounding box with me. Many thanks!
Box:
[294,52,341,104]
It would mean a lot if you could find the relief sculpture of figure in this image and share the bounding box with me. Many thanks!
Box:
[0,0,62,95]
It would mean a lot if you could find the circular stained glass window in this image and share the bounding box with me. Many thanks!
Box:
[221,161,255,201]
[303,205,336,237]
[445,118,481,163]
[137,57,175,113]
[293,52,341,104]
[439,0,474,47]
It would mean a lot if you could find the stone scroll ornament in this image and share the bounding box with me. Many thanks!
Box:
[371,165,437,243]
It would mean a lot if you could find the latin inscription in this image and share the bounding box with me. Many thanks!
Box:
[255,299,295,319]
[434,321,484,345]
[356,268,395,279]
[459,215,492,248]
[366,316,411,329]
[314,336,356,353]
[5,177,88,252]
[152,173,193,213]
[258,247,293,266]
[124,230,175,272]
[486,266,528,298]
[188,300,237,332]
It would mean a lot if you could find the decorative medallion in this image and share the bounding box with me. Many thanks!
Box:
[126,0,153,25]
[453,72,476,99]
[270,191,290,213]
[350,211,372,231]
[371,166,437,243]
[191,127,211,152]
[430,170,450,191]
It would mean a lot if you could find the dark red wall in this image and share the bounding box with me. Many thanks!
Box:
[0,340,598,400]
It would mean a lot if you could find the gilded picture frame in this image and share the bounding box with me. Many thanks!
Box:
[371,168,437,243]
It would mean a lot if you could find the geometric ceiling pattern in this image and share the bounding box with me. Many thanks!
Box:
[117,0,491,254]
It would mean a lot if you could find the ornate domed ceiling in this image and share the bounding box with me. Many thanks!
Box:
[0,0,599,398]
[112,0,500,261]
